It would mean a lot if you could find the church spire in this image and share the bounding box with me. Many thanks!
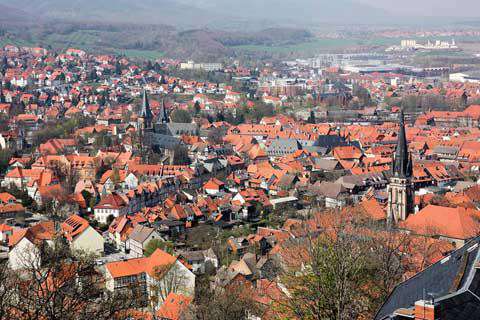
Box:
[140,89,153,120]
[392,110,412,178]
[138,89,153,132]
[387,109,414,223]
[157,98,169,124]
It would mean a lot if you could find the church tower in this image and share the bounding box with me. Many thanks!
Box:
[387,110,414,223]
[138,89,153,133]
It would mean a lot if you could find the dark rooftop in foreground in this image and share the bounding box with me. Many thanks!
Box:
[376,236,480,320]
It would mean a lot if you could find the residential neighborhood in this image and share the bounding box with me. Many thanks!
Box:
[2,6,480,318]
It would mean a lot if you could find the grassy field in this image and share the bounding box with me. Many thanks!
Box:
[231,38,360,54]
[112,49,165,60]
[230,37,407,55]
[1,29,165,61]
[45,30,100,47]
[230,35,480,56]
[0,37,35,48]
[3,29,480,62]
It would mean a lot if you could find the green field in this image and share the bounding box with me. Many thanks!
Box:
[230,37,405,55]
[112,49,165,60]
[3,30,480,62]
[230,35,480,55]
[1,29,165,61]
[45,30,100,47]
[0,37,35,48]
[231,38,360,54]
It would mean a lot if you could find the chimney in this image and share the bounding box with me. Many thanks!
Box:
[414,300,439,320]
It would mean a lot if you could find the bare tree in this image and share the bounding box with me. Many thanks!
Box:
[273,211,409,320]
[0,260,15,319]
[148,262,191,316]
[187,276,263,320]
[4,237,140,320]
[366,228,411,312]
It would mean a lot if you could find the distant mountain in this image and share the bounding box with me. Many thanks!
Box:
[183,0,390,25]
[0,0,392,29]
[0,0,211,26]
[0,4,35,25]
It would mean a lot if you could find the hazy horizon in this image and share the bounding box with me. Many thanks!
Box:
[1,0,479,29]
[357,0,480,18]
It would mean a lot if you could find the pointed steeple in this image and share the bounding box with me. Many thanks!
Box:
[157,98,169,124]
[392,110,412,178]
[140,89,153,120]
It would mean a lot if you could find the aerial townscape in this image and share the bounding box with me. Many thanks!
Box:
[2,1,480,320]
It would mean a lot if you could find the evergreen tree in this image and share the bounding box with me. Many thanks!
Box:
[308,110,316,124]
[193,100,201,115]
[115,61,122,75]
[0,84,4,103]
[89,69,98,81]
[1,56,7,73]
[216,112,225,122]
[145,60,153,70]
[235,112,245,125]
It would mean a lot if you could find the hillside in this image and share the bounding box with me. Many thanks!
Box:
[183,0,389,25]
[0,4,36,25]
[0,0,390,29]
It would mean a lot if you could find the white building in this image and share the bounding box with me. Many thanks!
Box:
[62,215,104,255]
[94,193,128,224]
[449,72,480,84]
[126,224,162,258]
[105,249,195,306]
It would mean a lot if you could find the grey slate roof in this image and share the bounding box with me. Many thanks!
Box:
[128,224,156,244]
[314,181,347,199]
[266,138,302,156]
[376,237,480,320]
[314,135,360,150]
[336,173,387,190]
[432,145,460,155]
[144,132,180,149]
[165,123,199,136]
[313,158,341,171]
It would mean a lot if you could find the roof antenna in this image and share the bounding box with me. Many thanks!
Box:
[427,292,435,305]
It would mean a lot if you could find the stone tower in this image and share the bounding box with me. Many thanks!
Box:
[387,110,414,223]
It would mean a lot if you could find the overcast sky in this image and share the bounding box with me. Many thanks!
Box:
[357,0,480,17]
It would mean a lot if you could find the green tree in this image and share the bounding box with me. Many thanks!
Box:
[193,100,201,115]
[251,101,275,122]
[81,190,93,209]
[173,145,191,165]
[0,149,13,174]
[144,238,174,256]
[171,109,192,123]
[115,61,122,75]
[307,110,316,124]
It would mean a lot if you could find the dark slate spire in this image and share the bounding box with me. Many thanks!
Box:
[156,98,169,124]
[140,89,153,120]
[392,110,412,178]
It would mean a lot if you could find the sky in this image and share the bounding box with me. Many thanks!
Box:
[357,0,480,17]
